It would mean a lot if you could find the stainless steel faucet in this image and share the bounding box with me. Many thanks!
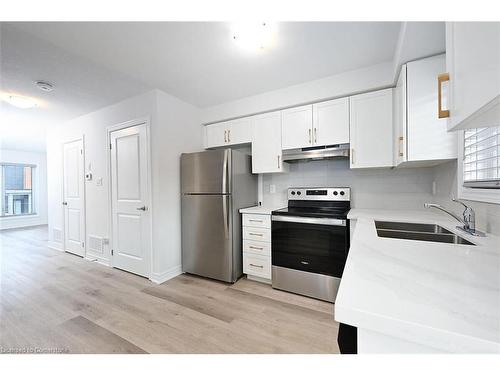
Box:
[424,199,485,237]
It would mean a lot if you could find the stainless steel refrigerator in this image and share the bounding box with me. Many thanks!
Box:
[181,149,257,283]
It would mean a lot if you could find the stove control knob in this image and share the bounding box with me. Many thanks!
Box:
[297,191,301,195]
[333,191,338,196]
[291,191,296,195]
[340,191,345,196]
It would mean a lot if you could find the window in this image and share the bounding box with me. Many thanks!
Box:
[0,163,36,216]
[463,126,500,189]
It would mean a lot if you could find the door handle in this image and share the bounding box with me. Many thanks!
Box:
[438,73,450,118]
[136,206,147,211]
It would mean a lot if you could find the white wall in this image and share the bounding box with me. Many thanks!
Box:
[261,159,437,210]
[201,62,394,124]
[0,149,48,230]
[46,89,202,282]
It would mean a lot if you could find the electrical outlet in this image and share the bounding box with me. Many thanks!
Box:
[270,184,276,194]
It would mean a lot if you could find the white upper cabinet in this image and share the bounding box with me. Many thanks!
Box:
[281,105,313,149]
[350,89,394,169]
[446,22,500,131]
[394,62,407,166]
[205,122,228,148]
[252,111,288,174]
[312,97,350,146]
[227,117,252,145]
[205,118,252,148]
[395,55,457,166]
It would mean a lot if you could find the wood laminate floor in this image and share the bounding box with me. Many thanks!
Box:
[0,225,339,353]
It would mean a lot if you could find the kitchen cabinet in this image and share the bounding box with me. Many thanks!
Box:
[205,122,228,148]
[394,55,457,166]
[312,97,350,146]
[242,213,272,282]
[446,22,500,131]
[349,89,394,169]
[251,111,289,174]
[281,105,313,150]
[281,99,349,150]
[205,117,252,148]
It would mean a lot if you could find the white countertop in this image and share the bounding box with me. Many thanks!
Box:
[239,205,284,215]
[335,208,500,353]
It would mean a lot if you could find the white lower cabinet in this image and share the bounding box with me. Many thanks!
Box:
[242,213,271,283]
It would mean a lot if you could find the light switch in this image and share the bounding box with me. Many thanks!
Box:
[96,177,103,186]
[270,184,276,194]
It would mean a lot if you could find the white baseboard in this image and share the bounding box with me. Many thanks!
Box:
[85,255,111,267]
[150,265,182,284]
[47,241,64,252]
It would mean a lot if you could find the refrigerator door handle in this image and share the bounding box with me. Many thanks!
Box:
[222,194,229,239]
[222,149,228,193]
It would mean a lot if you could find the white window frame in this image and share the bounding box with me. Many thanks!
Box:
[0,163,38,217]
[458,130,500,205]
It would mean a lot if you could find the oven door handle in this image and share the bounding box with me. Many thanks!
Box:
[271,215,346,226]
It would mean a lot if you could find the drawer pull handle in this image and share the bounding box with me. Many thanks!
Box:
[300,261,309,265]
[249,246,264,250]
[249,263,263,268]
[249,233,263,237]
[249,219,263,223]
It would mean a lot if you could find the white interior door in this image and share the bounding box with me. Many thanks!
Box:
[63,139,85,257]
[110,123,151,277]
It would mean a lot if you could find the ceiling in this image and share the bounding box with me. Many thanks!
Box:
[0,21,444,152]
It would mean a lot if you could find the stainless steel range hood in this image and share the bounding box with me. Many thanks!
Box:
[282,144,350,162]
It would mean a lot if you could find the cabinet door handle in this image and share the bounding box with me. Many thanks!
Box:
[351,149,355,164]
[314,128,317,143]
[249,245,264,250]
[228,129,231,143]
[249,232,263,237]
[277,155,280,169]
[308,129,312,144]
[398,136,404,157]
[438,73,450,119]
[249,263,263,269]
[224,130,227,143]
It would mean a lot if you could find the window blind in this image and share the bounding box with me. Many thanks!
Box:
[463,125,500,189]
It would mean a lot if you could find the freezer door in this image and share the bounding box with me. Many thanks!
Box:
[181,149,231,194]
[181,194,234,282]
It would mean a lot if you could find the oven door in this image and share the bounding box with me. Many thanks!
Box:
[271,215,349,278]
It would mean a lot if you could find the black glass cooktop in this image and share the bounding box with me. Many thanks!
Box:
[272,206,350,219]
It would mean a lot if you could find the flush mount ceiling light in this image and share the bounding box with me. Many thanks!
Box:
[231,22,277,52]
[1,94,39,109]
[35,80,54,92]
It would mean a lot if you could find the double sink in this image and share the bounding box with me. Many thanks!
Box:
[375,221,475,246]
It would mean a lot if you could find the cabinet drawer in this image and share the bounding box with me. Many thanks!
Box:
[242,214,271,228]
[243,239,271,257]
[243,253,271,279]
[243,226,271,242]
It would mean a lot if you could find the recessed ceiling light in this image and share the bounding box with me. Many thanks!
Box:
[35,81,54,92]
[2,94,39,109]
[231,22,277,52]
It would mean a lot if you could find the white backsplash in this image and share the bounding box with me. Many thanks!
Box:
[262,159,436,210]
[261,158,500,235]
